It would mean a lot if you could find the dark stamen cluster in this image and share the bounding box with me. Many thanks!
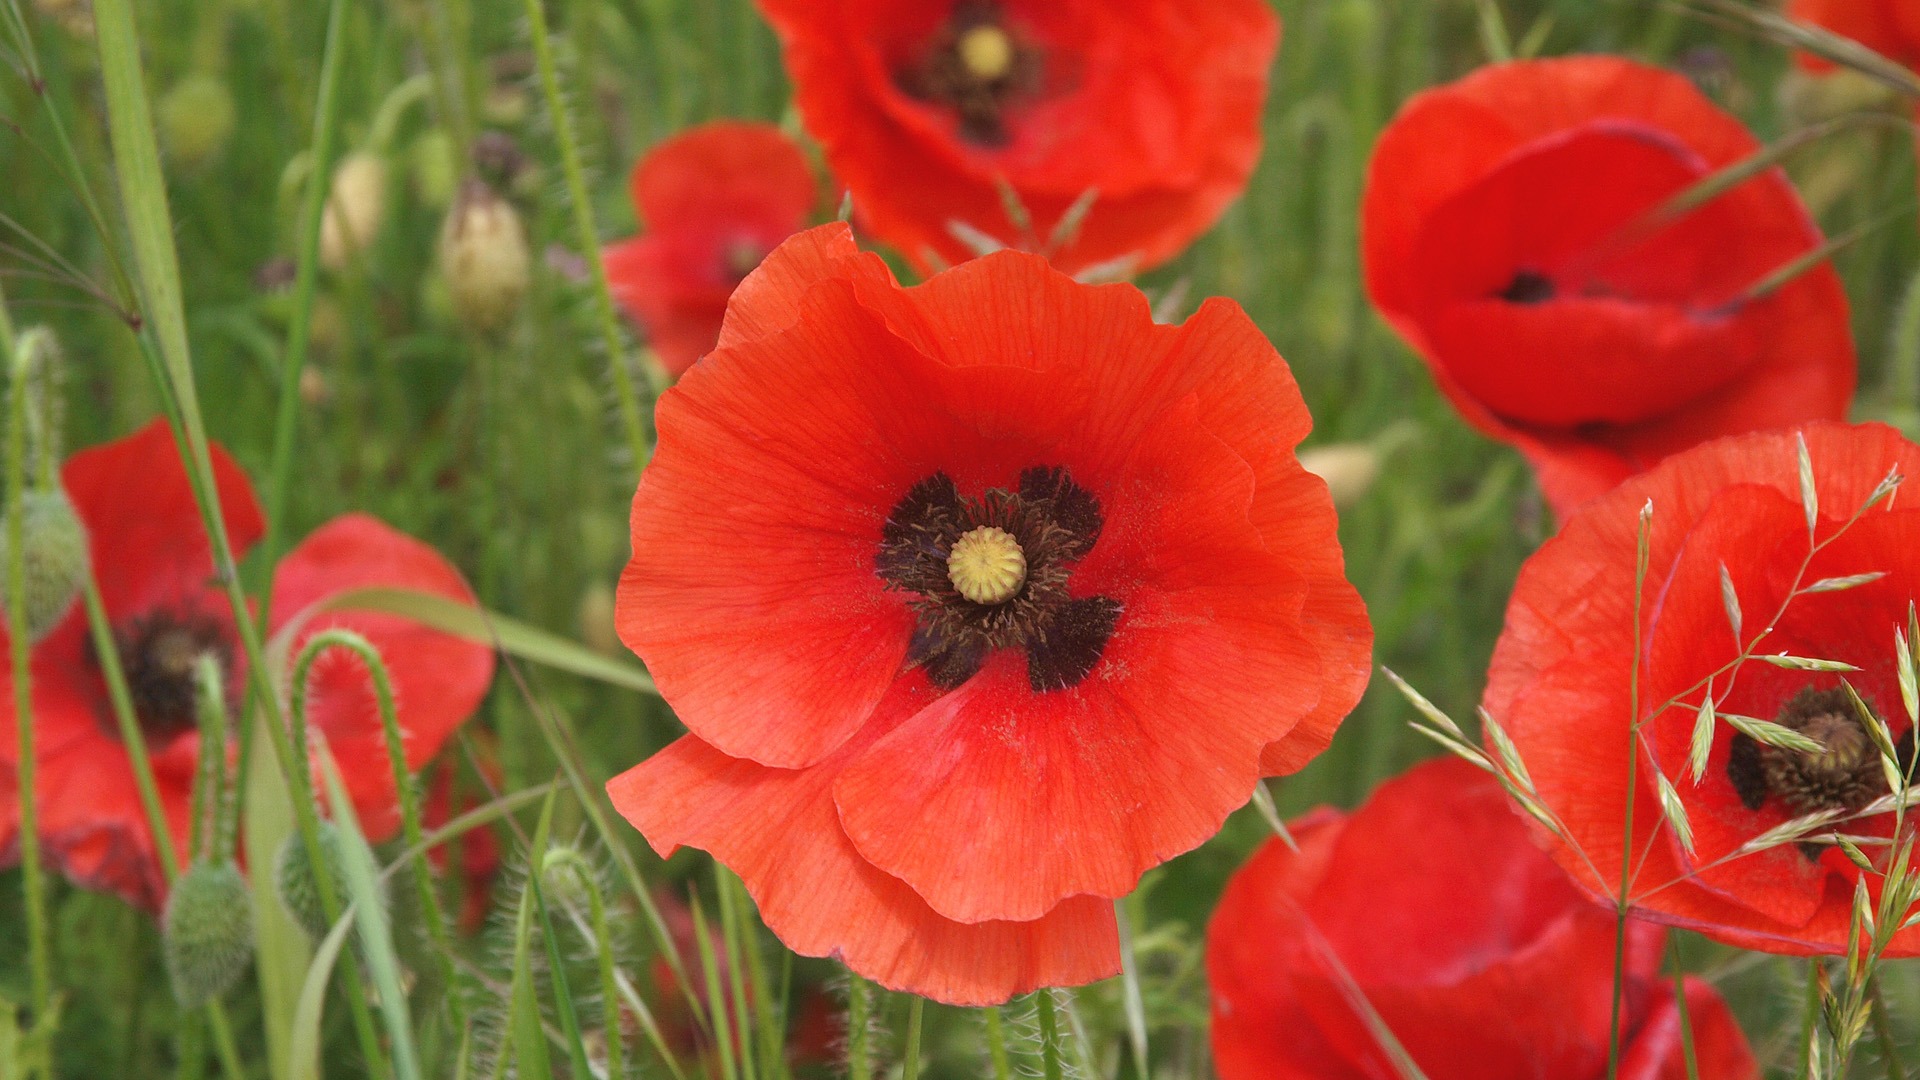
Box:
[1727,687,1918,859]
[1498,269,1557,305]
[895,2,1043,147]
[105,610,235,742]
[878,466,1118,691]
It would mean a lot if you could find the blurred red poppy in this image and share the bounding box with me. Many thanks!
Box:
[1790,0,1920,70]
[607,222,1370,1004]
[1207,757,1759,1080]
[753,0,1277,276]
[422,742,504,935]
[1362,56,1855,516]
[0,420,495,910]
[1488,423,1920,956]
[604,121,818,377]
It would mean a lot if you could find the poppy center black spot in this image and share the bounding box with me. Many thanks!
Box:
[895,2,1042,148]
[877,466,1119,692]
[103,610,235,743]
[1498,269,1557,305]
[1727,687,1916,823]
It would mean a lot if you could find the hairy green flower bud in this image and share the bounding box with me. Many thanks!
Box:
[439,179,530,334]
[162,862,254,1008]
[159,73,237,171]
[539,844,595,910]
[274,822,386,940]
[0,488,89,643]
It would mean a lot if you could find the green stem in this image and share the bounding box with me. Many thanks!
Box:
[1801,961,1824,1080]
[1035,991,1065,1080]
[1608,505,1655,1080]
[1868,976,1904,1080]
[985,1007,1012,1080]
[519,0,653,474]
[2,285,53,1071]
[901,997,924,1080]
[1667,938,1698,1080]
[80,576,180,878]
[845,972,872,1080]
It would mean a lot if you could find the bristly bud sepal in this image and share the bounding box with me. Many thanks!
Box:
[0,488,89,642]
[274,822,386,940]
[162,862,255,1009]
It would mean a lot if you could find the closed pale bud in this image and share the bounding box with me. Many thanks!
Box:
[162,862,255,1008]
[440,179,530,333]
[274,823,385,940]
[577,581,618,658]
[0,488,89,643]
[1298,443,1381,509]
[320,152,388,272]
[159,73,237,171]
[409,129,460,210]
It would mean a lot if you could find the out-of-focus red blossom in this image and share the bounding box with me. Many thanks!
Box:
[1789,0,1920,70]
[1489,423,1920,957]
[604,121,818,377]
[1207,757,1759,1080]
[607,223,1371,1005]
[1362,56,1855,517]
[753,0,1277,276]
[422,744,503,935]
[0,420,495,911]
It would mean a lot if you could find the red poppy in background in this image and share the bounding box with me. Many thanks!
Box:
[0,420,495,910]
[608,222,1371,1004]
[1362,56,1855,516]
[1488,423,1920,957]
[1789,0,1920,70]
[422,743,504,936]
[604,121,818,376]
[753,0,1277,276]
[1208,757,1758,1080]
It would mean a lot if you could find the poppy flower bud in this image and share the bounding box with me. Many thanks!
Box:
[409,128,461,210]
[1298,443,1381,510]
[320,152,388,272]
[162,862,255,1008]
[0,487,90,643]
[539,844,595,909]
[439,179,531,334]
[274,823,385,940]
[577,581,618,658]
[159,73,237,171]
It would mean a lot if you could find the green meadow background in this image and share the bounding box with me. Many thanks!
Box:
[1,0,1917,1075]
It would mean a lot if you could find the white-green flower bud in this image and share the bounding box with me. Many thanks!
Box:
[162,862,255,1008]
[0,488,89,643]
[320,152,388,272]
[274,822,386,940]
[159,73,237,171]
[439,179,530,334]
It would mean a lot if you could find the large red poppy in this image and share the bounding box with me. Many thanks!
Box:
[1207,757,1758,1080]
[1362,56,1856,516]
[607,222,1371,1004]
[604,121,818,377]
[1488,422,1920,956]
[0,420,495,910]
[1790,0,1920,70]
[753,0,1277,276]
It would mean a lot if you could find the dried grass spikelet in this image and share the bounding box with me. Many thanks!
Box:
[439,178,530,334]
[320,151,388,272]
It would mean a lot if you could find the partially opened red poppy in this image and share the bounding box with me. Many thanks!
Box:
[1488,423,1920,956]
[753,0,1277,276]
[607,222,1371,1004]
[1207,757,1759,1080]
[1789,0,1920,70]
[1362,56,1855,516]
[604,121,818,376]
[0,420,495,910]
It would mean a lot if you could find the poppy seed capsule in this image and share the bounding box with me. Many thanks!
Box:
[947,525,1027,605]
[320,152,388,272]
[158,73,237,171]
[162,862,255,1008]
[957,24,1015,81]
[0,488,90,643]
[440,179,530,333]
[274,823,386,940]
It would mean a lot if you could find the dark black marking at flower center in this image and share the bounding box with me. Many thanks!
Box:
[877,466,1119,692]
[1727,687,1918,862]
[101,610,235,743]
[1498,269,1557,305]
[895,2,1043,148]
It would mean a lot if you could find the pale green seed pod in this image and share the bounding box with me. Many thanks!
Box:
[320,152,388,272]
[439,179,530,334]
[0,488,89,643]
[274,822,386,940]
[162,862,255,1009]
[159,73,237,170]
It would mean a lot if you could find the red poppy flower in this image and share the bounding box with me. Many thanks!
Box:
[1487,422,1920,956]
[0,420,495,910]
[1362,56,1856,516]
[753,0,1278,276]
[1789,0,1920,71]
[422,742,504,935]
[604,121,818,376]
[1207,757,1759,1080]
[607,222,1371,1004]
